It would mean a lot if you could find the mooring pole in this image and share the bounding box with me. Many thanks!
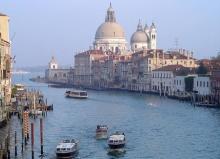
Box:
[14,131,17,157]
[31,123,34,159]
[40,118,43,156]
[21,127,24,153]
[7,134,10,159]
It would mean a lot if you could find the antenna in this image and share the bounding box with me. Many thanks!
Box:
[174,38,179,50]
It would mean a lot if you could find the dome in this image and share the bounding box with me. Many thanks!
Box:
[95,22,125,39]
[130,31,148,43]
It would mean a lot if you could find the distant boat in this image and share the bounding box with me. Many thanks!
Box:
[56,139,79,158]
[14,83,25,91]
[96,125,108,139]
[65,90,88,99]
[12,70,30,74]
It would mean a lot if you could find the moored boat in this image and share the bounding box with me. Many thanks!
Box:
[108,132,125,150]
[96,125,108,139]
[65,90,88,99]
[56,139,79,158]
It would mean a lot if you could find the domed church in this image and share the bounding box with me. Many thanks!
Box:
[93,3,157,54]
[130,20,157,52]
[93,3,128,54]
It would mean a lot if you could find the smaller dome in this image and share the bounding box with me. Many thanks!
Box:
[130,31,148,43]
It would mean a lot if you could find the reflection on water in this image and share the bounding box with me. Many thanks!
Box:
[3,73,220,159]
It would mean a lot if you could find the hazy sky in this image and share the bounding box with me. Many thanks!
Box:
[0,0,220,67]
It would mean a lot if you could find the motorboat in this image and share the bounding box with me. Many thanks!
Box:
[56,139,79,158]
[65,90,88,99]
[96,125,108,139]
[108,132,125,150]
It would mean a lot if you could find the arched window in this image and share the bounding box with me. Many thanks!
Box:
[54,73,57,78]
[135,44,137,49]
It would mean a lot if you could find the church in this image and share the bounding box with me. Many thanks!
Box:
[93,3,157,54]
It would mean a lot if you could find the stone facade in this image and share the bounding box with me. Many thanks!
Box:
[45,57,72,84]
[0,12,11,126]
[211,70,220,104]
[193,76,211,95]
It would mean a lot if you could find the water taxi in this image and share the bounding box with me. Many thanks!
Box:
[14,83,25,91]
[65,90,88,99]
[96,125,108,139]
[108,132,126,150]
[56,139,79,158]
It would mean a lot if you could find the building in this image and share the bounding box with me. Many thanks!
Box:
[211,70,220,104]
[130,20,157,52]
[74,50,105,86]
[151,65,195,96]
[193,76,211,95]
[93,3,127,54]
[0,12,12,127]
[45,56,71,84]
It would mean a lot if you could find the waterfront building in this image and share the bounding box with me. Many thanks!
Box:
[193,76,211,95]
[211,70,220,104]
[74,50,105,86]
[130,20,157,52]
[0,12,12,126]
[151,65,195,95]
[45,56,71,84]
[73,3,198,91]
[93,3,127,54]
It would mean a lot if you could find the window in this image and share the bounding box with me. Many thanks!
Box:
[207,82,209,87]
[200,81,202,87]
[180,80,181,85]
[115,47,119,53]
[197,81,198,87]
[149,60,151,64]
[135,44,137,48]
[203,81,205,87]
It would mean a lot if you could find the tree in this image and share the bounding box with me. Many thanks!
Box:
[196,62,208,75]
[185,76,194,92]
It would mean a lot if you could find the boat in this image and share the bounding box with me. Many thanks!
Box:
[65,90,88,99]
[96,125,108,139]
[195,102,219,108]
[56,139,79,158]
[14,84,25,91]
[108,132,126,150]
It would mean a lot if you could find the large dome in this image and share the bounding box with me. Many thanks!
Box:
[95,22,125,39]
[130,31,148,43]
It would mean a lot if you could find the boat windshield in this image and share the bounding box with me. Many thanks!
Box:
[63,140,70,143]
[80,92,87,96]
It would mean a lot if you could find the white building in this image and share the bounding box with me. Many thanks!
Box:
[193,76,211,95]
[130,20,157,52]
[45,56,70,84]
[151,65,194,95]
[93,3,127,54]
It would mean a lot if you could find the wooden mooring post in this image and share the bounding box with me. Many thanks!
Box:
[14,131,17,157]
[31,123,34,159]
[40,118,44,156]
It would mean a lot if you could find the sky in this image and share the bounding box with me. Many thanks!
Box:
[0,0,220,67]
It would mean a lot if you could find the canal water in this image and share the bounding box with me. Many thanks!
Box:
[9,73,220,159]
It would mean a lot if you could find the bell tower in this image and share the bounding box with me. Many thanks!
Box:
[149,22,157,49]
[49,56,58,69]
